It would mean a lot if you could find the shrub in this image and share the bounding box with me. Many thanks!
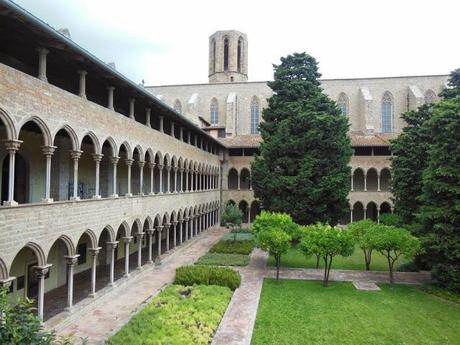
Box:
[252,211,300,242]
[397,261,420,272]
[209,239,254,255]
[258,227,291,279]
[195,253,250,266]
[379,213,404,227]
[347,220,375,270]
[175,265,241,290]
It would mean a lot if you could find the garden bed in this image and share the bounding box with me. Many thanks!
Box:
[196,253,250,266]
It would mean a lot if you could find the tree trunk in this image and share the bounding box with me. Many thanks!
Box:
[387,254,394,285]
[323,257,329,287]
[364,249,372,271]
[276,255,280,280]
[315,254,320,269]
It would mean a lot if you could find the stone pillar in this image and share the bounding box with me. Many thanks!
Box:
[122,237,133,277]
[136,232,145,269]
[78,70,87,99]
[125,158,134,197]
[166,166,171,193]
[3,140,22,206]
[174,167,178,193]
[107,241,118,286]
[92,153,103,198]
[37,47,49,82]
[198,214,202,233]
[364,173,367,192]
[377,172,381,191]
[34,265,51,320]
[110,156,119,198]
[145,107,151,127]
[156,226,163,263]
[145,229,154,264]
[364,208,367,220]
[185,218,189,241]
[377,209,380,224]
[179,127,184,141]
[138,161,145,195]
[149,162,155,195]
[179,220,183,244]
[70,150,82,200]
[89,247,101,297]
[237,172,241,190]
[171,122,175,137]
[158,164,164,194]
[350,209,353,223]
[107,86,115,110]
[159,116,164,133]
[41,145,56,203]
[165,223,171,251]
[179,168,184,192]
[185,169,189,192]
[351,174,354,191]
[172,221,178,248]
[194,216,198,236]
[129,98,135,119]
[64,255,79,310]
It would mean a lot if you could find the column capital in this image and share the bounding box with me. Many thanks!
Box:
[156,225,164,232]
[173,166,178,172]
[64,255,80,265]
[78,69,88,76]
[33,264,52,277]
[171,221,178,226]
[70,150,83,160]
[148,162,156,169]
[37,47,49,55]
[179,168,185,173]
[89,247,102,256]
[110,156,120,164]
[145,228,155,235]
[158,164,164,170]
[138,160,145,168]
[107,241,119,249]
[125,158,134,167]
[178,218,184,224]
[135,232,145,239]
[0,277,16,288]
[107,85,115,91]
[3,139,22,152]
[166,165,172,172]
[92,153,104,162]
[129,97,135,104]
[164,223,171,230]
[122,236,133,243]
[41,145,57,157]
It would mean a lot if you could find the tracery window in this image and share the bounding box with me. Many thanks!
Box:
[381,92,393,133]
[223,37,229,71]
[237,37,243,73]
[250,97,260,134]
[210,98,218,125]
[338,93,349,116]
[424,90,436,104]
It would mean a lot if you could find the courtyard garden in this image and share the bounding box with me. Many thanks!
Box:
[251,279,460,345]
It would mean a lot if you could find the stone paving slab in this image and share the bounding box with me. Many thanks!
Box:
[46,227,227,345]
[352,281,381,291]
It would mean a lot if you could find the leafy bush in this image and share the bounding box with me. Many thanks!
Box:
[107,284,232,345]
[220,232,254,241]
[258,227,292,279]
[347,220,375,270]
[209,239,254,255]
[195,253,250,266]
[379,213,404,227]
[397,261,420,272]
[252,211,300,241]
[175,265,241,290]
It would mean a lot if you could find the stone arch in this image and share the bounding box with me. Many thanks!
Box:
[380,201,392,214]
[337,92,350,116]
[162,212,171,225]
[101,137,117,157]
[53,125,79,151]
[163,153,171,167]
[0,107,17,140]
[239,200,249,223]
[80,131,100,154]
[19,116,52,146]
[352,201,365,221]
[171,210,178,222]
[250,200,261,222]
[227,199,236,206]
[228,168,238,190]
[352,168,365,191]
[146,148,154,163]
[133,145,145,161]
[51,235,75,257]
[119,141,132,160]
[380,168,391,191]
[117,221,130,238]
[101,225,116,242]
[144,216,153,230]
[22,242,47,267]
[131,219,143,234]
[80,229,98,249]
[366,168,378,191]
[154,151,163,164]
[0,257,8,280]
[381,91,394,133]
[366,201,378,221]
[240,168,251,190]
[154,214,162,227]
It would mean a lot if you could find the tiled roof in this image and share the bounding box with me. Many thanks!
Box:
[219,135,263,148]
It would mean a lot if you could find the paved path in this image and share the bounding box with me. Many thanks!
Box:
[46,227,226,345]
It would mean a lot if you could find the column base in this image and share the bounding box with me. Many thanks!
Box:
[138,193,144,196]
[41,198,54,203]
[109,281,116,287]
[136,266,143,271]
[3,200,18,206]
[70,196,80,201]
[111,194,119,198]
[92,195,101,199]
[125,193,133,197]
[147,260,154,265]
[89,292,97,298]
[124,273,130,278]
[64,306,73,312]
[148,192,155,196]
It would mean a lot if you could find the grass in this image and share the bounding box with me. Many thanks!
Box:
[107,284,232,345]
[220,232,255,241]
[251,279,460,345]
[268,245,409,271]
[196,253,250,266]
[209,239,254,255]
[420,284,460,304]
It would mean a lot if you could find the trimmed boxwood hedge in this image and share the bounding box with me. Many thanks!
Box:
[209,239,254,255]
[175,265,241,291]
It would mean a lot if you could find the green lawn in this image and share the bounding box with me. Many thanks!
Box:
[268,245,409,271]
[251,279,460,345]
[220,232,255,241]
[107,285,232,345]
[195,253,250,266]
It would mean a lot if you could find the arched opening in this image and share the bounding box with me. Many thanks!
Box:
[130,221,142,271]
[115,223,129,280]
[2,152,27,204]
[223,37,229,71]
[237,37,243,73]
[227,199,235,206]
[170,158,177,193]
[211,39,216,74]
[353,169,365,191]
[338,93,349,116]
[142,219,151,265]
[352,202,364,221]
[228,168,238,190]
[100,139,116,198]
[162,156,170,193]
[74,232,95,296]
[131,147,143,195]
[79,135,98,199]
[97,227,113,288]
[210,98,219,126]
[154,153,162,193]
[381,92,393,133]
[380,168,391,191]
[366,202,378,221]
[50,128,74,201]
[380,202,392,214]
[118,144,130,196]
[240,168,250,190]
[366,169,378,191]
[162,214,170,253]
[250,200,261,223]
[153,216,161,259]
[250,97,260,134]
[239,200,249,223]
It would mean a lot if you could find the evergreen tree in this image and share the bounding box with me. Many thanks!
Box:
[251,53,352,225]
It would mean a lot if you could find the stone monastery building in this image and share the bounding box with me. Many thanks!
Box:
[0,1,448,322]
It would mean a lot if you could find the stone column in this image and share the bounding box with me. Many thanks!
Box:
[184,218,189,241]
[34,265,51,320]
[122,237,133,277]
[89,247,101,297]
[37,47,49,82]
[237,172,241,190]
[78,70,87,99]
[107,241,118,286]
[158,164,164,194]
[41,145,56,203]
[3,140,22,206]
[194,216,198,236]
[165,223,171,251]
[69,150,82,200]
[179,220,183,244]
[179,127,184,141]
[92,153,103,198]
[145,229,154,264]
[156,226,163,263]
[174,167,178,193]
[198,214,202,233]
[110,156,119,198]
[159,116,164,133]
[129,98,135,119]
[351,174,354,191]
[138,161,145,195]
[377,209,380,224]
[166,166,171,193]
[350,209,353,223]
[171,122,175,136]
[145,107,151,128]
[363,208,367,220]
[125,158,134,197]
[172,221,178,248]
[149,162,155,195]
[185,169,189,192]
[64,255,79,310]
[179,168,184,192]
[107,86,115,110]
[136,232,145,269]
[364,173,367,192]
[377,172,381,191]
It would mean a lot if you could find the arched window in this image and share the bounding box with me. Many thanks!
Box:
[211,39,216,74]
[381,92,393,133]
[250,97,260,134]
[424,90,436,104]
[173,100,182,114]
[223,37,229,71]
[337,93,349,116]
[210,98,219,125]
[237,37,243,73]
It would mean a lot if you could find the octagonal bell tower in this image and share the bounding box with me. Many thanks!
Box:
[208,30,248,83]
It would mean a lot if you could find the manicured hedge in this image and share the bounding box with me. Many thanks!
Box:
[195,253,250,266]
[209,239,254,255]
[175,265,241,290]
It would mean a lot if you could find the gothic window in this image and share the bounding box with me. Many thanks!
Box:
[210,98,219,125]
[337,93,349,116]
[223,37,229,71]
[250,97,260,134]
[237,37,243,73]
[211,39,216,74]
[424,89,436,104]
[173,100,182,114]
[381,92,393,133]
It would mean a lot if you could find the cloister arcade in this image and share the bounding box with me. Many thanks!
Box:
[226,199,261,224]
[227,167,252,190]
[1,202,220,321]
[351,167,391,192]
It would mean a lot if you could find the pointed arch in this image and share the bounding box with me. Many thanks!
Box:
[210,98,219,125]
[0,257,8,280]
[101,137,117,157]
[53,125,79,150]
[381,91,393,133]
[424,89,437,104]
[101,225,116,242]
[337,92,349,116]
[119,141,132,159]
[0,107,17,140]
[250,96,260,134]
[19,116,52,146]
[80,131,101,154]
[24,242,47,267]
[117,221,130,238]
[223,36,229,71]
[173,99,182,114]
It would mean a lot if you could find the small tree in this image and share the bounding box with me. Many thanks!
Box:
[300,224,354,287]
[221,203,243,241]
[370,225,420,285]
[347,220,375,270]
[257,227,291,280]
[298,225,321,268]
[378,213,404,227]
[252,211,299,242]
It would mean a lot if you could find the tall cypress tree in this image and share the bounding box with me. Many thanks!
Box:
[251,53,352,225]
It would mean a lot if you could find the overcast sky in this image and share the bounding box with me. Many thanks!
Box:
[13,0,460,86]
